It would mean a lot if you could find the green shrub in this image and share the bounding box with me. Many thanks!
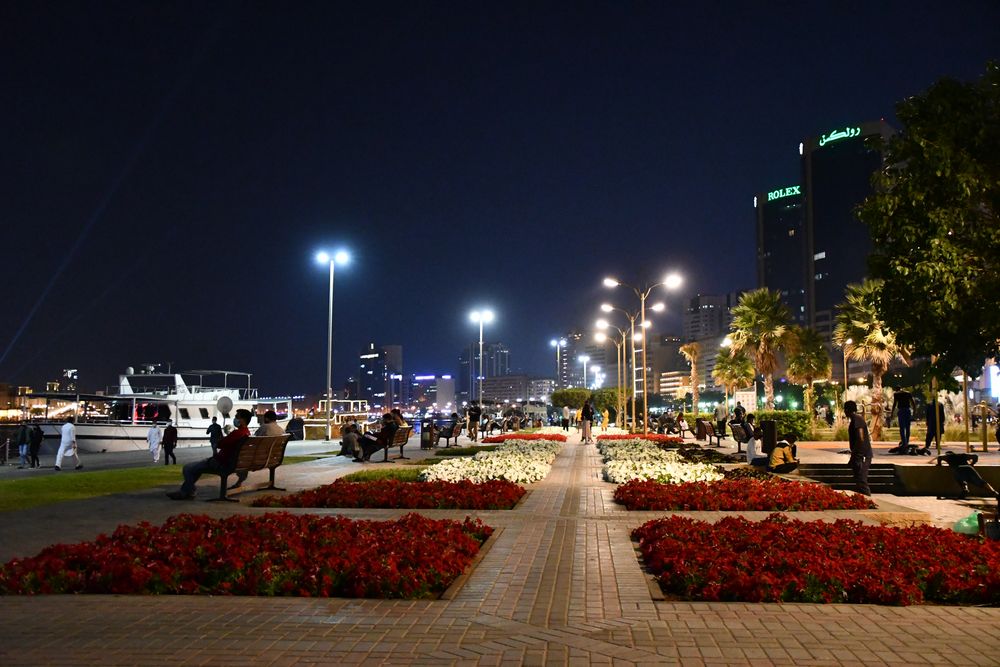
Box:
[752,410,810,439]
[437,446,499,456]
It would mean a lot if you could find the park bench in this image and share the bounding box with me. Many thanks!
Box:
[378,425,413,462]
[210,434,291,502]
[728,422,750,454]
[703,421,724,447]
[435,420,463,448]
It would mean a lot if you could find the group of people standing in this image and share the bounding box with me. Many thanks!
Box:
[12,421,45,469]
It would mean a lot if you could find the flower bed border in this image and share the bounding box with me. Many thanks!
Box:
[439,527,504,600]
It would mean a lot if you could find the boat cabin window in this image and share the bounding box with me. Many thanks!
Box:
[199,408,209,419]
[179,408,190,420]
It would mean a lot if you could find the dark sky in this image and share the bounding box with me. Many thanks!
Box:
[2,1,997,395]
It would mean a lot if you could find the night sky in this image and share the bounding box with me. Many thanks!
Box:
[2,1,997,396]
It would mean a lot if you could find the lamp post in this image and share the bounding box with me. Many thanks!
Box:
[591,365,601,389]
[596,321,627,428]
[315,249,350,442]
[601,303,643,431]
[841,337,853,416]
[720,336,733,421]
[469,309,495,406]
[550,338,567,388]
[603,272,683,434]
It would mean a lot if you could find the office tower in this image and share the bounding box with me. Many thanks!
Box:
[682,293,742,341]
[756,185,807,325]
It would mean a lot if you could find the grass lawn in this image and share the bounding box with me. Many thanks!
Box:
[340,467,426,482]
[0,466,185,513]
[0,457,324,513]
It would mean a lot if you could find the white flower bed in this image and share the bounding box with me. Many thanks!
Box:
[598,438,723,484]
[419,439,562,484]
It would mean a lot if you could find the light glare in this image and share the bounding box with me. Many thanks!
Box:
[664,272,683,290]
[602,277,619,288]
[650,302,665,312]
[600,303,613,312]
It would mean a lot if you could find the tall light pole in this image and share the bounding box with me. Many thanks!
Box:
[316,249,350,441]
[596,321,627,428]
[601,304,643,431]
[470,309,495,405]
[720,336,733,421]
[603,272,683,434]
[591,365,601,389]
[841,337,853,414]
[579,355,590,389]
[550,338,566,388]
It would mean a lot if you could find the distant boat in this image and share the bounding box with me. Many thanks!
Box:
[31,369,292,454]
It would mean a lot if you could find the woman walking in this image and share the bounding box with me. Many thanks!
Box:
[581,399,595,444]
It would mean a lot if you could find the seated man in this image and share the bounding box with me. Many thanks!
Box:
[167,409,252,500]
[357,413,399,462]
[929,451,1000,507]
[229,410,284,490]
[768,435,799,474]
[340,419,360,457]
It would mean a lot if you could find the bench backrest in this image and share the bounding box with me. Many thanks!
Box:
[393,426,412,446]
[264,434,291,469]
[703,422,716,436]
[233,435,288,472]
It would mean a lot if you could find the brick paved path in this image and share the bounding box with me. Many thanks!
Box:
[2,442,999,665]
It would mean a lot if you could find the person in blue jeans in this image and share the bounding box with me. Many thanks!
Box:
[889,387,916,452]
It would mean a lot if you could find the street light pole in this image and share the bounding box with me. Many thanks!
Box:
[326,258,334,441]
[470,309,495,406]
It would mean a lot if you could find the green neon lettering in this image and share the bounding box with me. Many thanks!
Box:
[766,185,801,201]
[818,126,861,147]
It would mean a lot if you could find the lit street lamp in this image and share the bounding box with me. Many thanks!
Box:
[603,271,683,434]
[470,309,495,405]
[596,321,627,428]
[601,304,642,431]
[579,355,590,388]
[591,365,601,389]
[315,249,350,441]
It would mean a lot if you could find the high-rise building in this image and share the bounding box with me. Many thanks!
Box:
[457,342,511,403]
[407,374,455,411]
[802,120,895,339]
[682,293,741,342]
[481,375,529,404]
[528,378,555,402]
[560,331,586,388]
[756,185,807,325]
[649,334,685,395]
[358,342,404,409]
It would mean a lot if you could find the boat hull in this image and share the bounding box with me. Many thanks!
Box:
[38,423,285,454]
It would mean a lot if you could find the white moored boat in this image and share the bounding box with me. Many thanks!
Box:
[33,369,291,454]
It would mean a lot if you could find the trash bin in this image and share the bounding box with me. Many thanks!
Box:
[695,418,707,441]
[420,418,435,450]
[760,419,778,454]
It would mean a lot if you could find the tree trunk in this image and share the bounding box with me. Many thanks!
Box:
[804,377,814,433]
[764,374,774,409]
[870,370,884,441]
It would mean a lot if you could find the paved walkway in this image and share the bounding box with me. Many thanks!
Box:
[2,437,999,666]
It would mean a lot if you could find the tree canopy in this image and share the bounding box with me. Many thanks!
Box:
[550,388,591,410]
[858,62,1000,376]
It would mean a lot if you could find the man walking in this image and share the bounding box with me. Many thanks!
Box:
[206,416,223,456]
[54,416,82,471]
[890,386,916,451]
[162,420,178,465]
[561,405,570,431]
[844,400,872,496]
[147,421,162,463]
[15,421,30,468]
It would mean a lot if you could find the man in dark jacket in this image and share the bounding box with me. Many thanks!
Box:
[168,409,252,500]
[29,425,43,468]
[921,400,946,454]
[845,400,873,496]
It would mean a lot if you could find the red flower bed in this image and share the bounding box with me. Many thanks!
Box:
[596,434,683,444]
[252,479,525,510]
[481,432,567,443]
[634,514,1000,605]
[615,478,876,511]
[0,513,493,598]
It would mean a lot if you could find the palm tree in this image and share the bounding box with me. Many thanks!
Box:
[728,288,791,409]
[679,342,702,412]
[785,326,832,427]
[712,348,755,406]
[833,279,910,441]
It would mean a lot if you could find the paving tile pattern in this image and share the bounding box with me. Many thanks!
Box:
[2,440,999,665]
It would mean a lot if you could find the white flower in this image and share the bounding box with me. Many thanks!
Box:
[418,439,563,483]
[597,438,723,484]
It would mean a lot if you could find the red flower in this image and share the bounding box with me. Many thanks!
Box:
[252,479,526,510]
[481,433,567,443]
[0,513,493,598]
[633,514,1000,605]
[596,434,684,444]
[614,478,877,511]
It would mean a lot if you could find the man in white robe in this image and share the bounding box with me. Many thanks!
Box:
[54,417,82,471]
[147,421,162,463]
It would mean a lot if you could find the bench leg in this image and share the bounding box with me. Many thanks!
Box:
[208,474,239,502]
[377,446,392,463]
[266,467,285,492]
[394,445,409,460]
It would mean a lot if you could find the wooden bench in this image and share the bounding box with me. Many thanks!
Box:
[435,420,463,448]
[377,425,413,462]
[703,421,724,447]
[210,434,291,502]
[728,422,750,454]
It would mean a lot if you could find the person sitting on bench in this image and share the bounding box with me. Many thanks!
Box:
[744,415,767,466]
[340,418,360,457]
[768,435,799,474]
[357,413,398,462]
[928,451,1000,507]
[167,409,252,500]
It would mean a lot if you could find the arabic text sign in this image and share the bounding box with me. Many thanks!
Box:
[818,126,861,147]
[767,185,801,201]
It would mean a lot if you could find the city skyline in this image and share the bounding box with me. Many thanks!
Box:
[2,3,997,395]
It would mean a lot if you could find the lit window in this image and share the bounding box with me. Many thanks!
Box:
[814,251,826,260]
